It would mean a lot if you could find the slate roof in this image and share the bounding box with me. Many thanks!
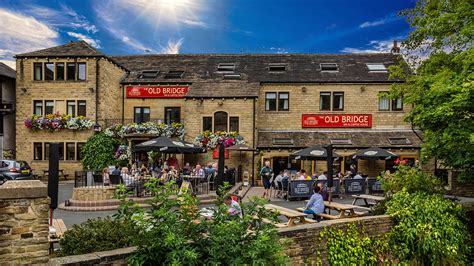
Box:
[15,41,104,58]
[257,129,422,149]
[0,62,16,79]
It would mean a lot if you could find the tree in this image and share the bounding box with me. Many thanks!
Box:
[81,133,118,170]
[389,0,474,180]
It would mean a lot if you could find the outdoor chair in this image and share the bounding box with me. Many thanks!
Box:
[281,178,289,200]
[207,174,215,192]
[74,171,85,188]
[109,174,122,185]
[92,173,103,186]
[276,180,283,198]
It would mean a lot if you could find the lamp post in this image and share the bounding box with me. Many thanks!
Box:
[325,144,334,203]
[93,122,102,134]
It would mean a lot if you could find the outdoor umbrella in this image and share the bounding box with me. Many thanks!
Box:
[350,147,398,160]
[134,136,204,154]
[289,145,341,160]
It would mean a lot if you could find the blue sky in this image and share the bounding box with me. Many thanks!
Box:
[0,0,415,68]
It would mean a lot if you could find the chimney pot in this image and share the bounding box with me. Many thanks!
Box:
[391,40,400,54]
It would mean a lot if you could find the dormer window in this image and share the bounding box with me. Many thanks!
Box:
[320,63,338,72]
[366,63,387,72]
[268,63,286,72]
[164,71,184,79]
[388,138,411,145]
[217,63,235,72]
[139,70,159,79]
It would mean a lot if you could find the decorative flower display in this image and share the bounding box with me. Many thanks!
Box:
[194,131,245,150]
[24,113,94,131]
[115,145,132,161]
[105,122,185,140]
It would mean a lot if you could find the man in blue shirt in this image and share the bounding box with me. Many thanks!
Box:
[304,185,325,216]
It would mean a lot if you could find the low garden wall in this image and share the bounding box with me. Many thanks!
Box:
[71,187,116,201]
[0,180,50,265]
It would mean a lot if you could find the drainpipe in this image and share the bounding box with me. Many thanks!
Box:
[252,97,256,186]
[121,84,125,124]
[95,58,100,126]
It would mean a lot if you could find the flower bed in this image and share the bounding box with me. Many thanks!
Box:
[24,113,94,131]
[194,131,245,149]
[105,122,184,139]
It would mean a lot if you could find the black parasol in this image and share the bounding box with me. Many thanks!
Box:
[350,147,398,160]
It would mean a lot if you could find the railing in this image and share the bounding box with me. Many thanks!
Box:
[101,118,164,127]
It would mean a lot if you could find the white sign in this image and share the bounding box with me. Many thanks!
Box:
[364,151,378,156]
[310,150,325,156]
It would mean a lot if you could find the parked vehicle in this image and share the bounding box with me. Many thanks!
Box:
[0,160,33,184]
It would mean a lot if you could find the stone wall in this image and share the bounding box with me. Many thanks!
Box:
[448,171,474,197]
[71,187,116,201]
[278,215,393,264]
[0,180,50,265]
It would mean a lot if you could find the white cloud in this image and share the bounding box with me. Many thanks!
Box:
[341,39,400,53]
[0,8,58,66]
[160,38,184,54]
[359,15,400,28]
[270,47,289,54]
[0,60,16,70]
[182,18,209,28]
[67,32,101,48]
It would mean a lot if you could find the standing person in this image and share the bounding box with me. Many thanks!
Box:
[318,171,328,181]
[102,167,110,186]
[167,155,179,169]
[260,161,273,199]
[193,164,205,177]
[111,165,121,176]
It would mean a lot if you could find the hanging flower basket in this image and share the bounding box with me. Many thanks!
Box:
[194,131,245,150]
[105,122,184,140]
[24,113,94,131]
[115,145,132,161]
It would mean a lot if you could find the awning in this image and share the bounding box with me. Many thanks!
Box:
[134,136,204,154]
[289,145,341,160]
[350,147,398,160]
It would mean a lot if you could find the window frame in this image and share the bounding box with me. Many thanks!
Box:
[44,100,54,115]
[67,63,76,81]
[319,92,331,111]
[33,143,43,160]
[164,107,181,124]
[265,92,277,111]
[392,97,403,111]
[44,63,54,81]
[213,111,228,132]
[56,63,65,80]
[366,63,388,73]
[33,100,43,115]
[277,92,289,111]
[77,63,86,81]
[67,100,76,117]
[229,116,239,132]
[134,107,151,123]
[332,92,344,111]
[320,63,339,72]
[202,116,213,132]
[77,100,86,117]
[76,142,85,161]
[33,63,43,81]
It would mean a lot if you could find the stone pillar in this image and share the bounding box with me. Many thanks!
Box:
[0,180,50,264]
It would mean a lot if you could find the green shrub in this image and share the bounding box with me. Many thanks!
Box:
[81,132,118,170]
[114,180,288,265]
[58,217,131,257]
[379,164,445,195]
[385,190,470,264]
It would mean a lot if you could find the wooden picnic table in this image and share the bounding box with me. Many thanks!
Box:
[43,169,69,180]
[301,200,367,219]
[352,194,385,207]
[264,204,315,227]
[49,218,67,253]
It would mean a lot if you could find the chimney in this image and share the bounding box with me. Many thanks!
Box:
[391,40,400,54]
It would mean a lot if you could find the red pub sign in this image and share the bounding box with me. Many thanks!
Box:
[126,85,189,98]
[302,114,372,128]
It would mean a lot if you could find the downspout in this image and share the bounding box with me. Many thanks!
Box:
[121,84,125,124]
[95,58,100,124]
[252,97,256,186]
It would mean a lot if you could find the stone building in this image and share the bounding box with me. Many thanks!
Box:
[15,41,421,181]
[0,62,16,158]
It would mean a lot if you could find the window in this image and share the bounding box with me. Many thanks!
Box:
[45,100,54,115]
[139,70,159,79]
[330,139,352,145]
[392,98,403,111]
[76,143,85,161]
[265,92,277,111]
[164,107,181,124]
[217,63,235,72]
[134,107,150,123]
[77,100,86,116]
[164,71,184,79]
[58,143,64,161]
[202,117,212,132]
[268,63,286,72]
[378,92,390,110]
[278,92,289,111]
[388,138,411,145]
[229,117,239,132]
[34,143,43,160]
[67,63,76,80]
[67,101,76,117]
[45,63,54,80]
[33,63,43,81]
[272,138,293,146]
[320,92,331,110]
[320,63,338,71]
[34,100,43,115]
[66,143,75,161]
[332,92,344,111]
[56,63,65,80]
[44,143,50,160]
[366,63,387,72]
[214,111,228,132]
[77,63,86,80]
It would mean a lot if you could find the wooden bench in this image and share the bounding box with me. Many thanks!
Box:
[352,194,385,207]
[49,219,67,253]
[296,207,340,220]
[264,204,311,227]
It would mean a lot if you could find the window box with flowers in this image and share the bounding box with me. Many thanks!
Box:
[104,122,184,140]
[24,113,94,131]
[194,131,245,150]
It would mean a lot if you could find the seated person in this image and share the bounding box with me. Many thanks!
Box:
[296,171,305,180]
[304,185,325,216]
[317,171,328,181]
[353,172,364,179]
[182,163,192,175]
[193,164,205,177]
[317,182,329,201]
[224,195,242,218]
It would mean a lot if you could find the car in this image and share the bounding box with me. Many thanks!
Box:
[0,160,33,185]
